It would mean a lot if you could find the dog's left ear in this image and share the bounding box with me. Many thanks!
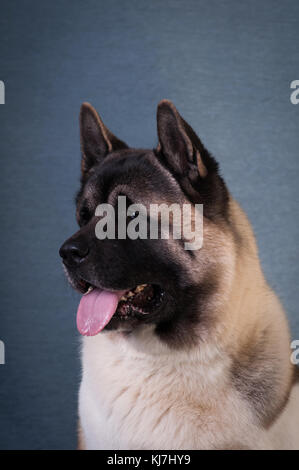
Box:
[156,100,209,180]
[80,102,128,175]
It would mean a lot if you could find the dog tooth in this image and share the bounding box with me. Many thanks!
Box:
[135,284,147,293]
[84,286,94,296]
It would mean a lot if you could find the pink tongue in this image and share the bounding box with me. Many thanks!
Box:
[77,288,125,336]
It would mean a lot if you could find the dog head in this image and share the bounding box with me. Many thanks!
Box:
[60,100,235,348]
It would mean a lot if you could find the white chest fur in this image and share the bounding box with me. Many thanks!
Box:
[78,328,279,450]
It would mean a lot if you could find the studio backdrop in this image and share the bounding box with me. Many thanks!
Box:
[0,0,298,450]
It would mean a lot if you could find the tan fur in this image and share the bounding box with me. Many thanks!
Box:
[78,195,298,449]
[77,422,86,450]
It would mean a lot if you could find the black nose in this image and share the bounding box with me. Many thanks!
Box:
[59,238,89,265]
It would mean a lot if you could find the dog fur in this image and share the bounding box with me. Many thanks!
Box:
[61,100,299,449]
[78,198,298,449]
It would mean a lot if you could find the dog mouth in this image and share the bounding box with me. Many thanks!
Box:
[117,284,164,317]
[76,280,165,336]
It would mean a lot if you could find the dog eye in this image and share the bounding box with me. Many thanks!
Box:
[117,194,138,220]
[127,210,139,220]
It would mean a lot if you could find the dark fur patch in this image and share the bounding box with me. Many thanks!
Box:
[294,365,299,384]
[155,272,219,349]
[231,330,291,427]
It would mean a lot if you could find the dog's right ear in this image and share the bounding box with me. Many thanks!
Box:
[80,103,128,175]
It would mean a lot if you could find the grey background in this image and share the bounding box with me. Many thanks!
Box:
[0,0,298,450]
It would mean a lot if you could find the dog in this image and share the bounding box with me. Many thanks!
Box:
[59,100,299,449]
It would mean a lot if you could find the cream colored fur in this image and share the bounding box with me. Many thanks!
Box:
[78,198,299,449]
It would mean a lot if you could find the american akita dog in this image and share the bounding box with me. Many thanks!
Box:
[59,100,299,450]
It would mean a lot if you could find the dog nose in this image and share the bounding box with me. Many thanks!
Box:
[59,239,89,265]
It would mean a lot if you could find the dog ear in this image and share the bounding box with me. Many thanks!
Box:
[80,102,128,174]
[156,100,208,179]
